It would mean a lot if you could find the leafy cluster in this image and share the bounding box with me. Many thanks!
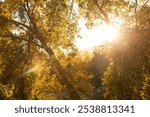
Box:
[0,0,150,100]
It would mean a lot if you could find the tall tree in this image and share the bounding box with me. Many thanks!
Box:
[0,0,88,99]
[77,0,150,99]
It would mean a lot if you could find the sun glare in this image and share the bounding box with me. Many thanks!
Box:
[75,19,118,50]
[23,65,40,75]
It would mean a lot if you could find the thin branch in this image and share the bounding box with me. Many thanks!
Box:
[10,19,31,30]
[92,0,111,24]
[16,25,28,33]
[0,35,43,48]
[24,0,32,24]
[31,0,37,15]
[141,0,150,13]
[135,0,138,13]
[69,0,74,19]
[137,18,150,30]
[25,0,30,11]
[0,16,30,30]
[101,0,109,8]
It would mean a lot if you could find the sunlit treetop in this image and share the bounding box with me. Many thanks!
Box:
[74,0,150,28]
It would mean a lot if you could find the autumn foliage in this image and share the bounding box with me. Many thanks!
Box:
[0,0,150,99]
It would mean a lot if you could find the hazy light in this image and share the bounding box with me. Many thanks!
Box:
[23,65,39,75]
[75,19,119,50]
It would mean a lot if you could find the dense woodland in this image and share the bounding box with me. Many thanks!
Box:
[0,0,150,100]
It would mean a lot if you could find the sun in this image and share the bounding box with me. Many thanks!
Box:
[100,25,118,41]
[75,19,118,50]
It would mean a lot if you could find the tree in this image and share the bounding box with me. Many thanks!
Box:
[0,0,93,99]
[1,0,150,100]
[101,1,150,99]
[141,74,150,99]
[77,0,150,99]
[86,47,109,99]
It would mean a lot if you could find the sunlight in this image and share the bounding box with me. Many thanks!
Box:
[75,19,119,50]
[23,65,40,75]
[101,25,118,41]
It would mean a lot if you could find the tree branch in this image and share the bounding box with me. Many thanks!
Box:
[69,0,74,19]
[25,0,30,11]
[101,0,109,8]
[10,19,31,30]
[0,34,43,48]
[92,0,111,24]
[141,0,150,13]
[31,0,37,15]
[137,18,150,30]
[20,1,81,99]
[135,0,138,13]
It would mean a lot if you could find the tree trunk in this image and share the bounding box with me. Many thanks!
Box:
[31,22,81,100]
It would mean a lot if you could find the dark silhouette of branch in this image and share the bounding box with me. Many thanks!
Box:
[92,0,111,24]
[135,0,138,13]
[141,0,150,13]
[101,0,109,8]
[0,34,43,48]
[137,18,150,30]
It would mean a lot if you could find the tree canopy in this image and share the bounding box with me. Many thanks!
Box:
[0,0,150,99]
